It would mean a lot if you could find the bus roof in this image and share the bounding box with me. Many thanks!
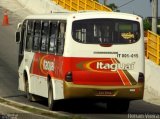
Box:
[25,11,141,21]
[25,12,72,20]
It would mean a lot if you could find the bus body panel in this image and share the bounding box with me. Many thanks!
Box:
[64,82,144,100]
[18,58,25,91]
[21,52,65,99]
[26,52,144,100]
[63,42,144,85]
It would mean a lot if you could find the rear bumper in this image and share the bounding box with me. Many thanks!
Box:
[64,82,144,100]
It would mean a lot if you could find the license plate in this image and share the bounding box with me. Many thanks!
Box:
[96,90,114,96]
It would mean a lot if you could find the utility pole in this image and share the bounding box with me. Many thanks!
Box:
[104,0,107,6]
[151,0,158,33]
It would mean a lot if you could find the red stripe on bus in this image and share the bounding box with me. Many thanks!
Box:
[112,58,131,86]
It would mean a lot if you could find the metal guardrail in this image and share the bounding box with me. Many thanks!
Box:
[147,30,160,65]
[53,0,112,12]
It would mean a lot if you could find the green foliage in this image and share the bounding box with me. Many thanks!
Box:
[107,3,117,10]
[157,27,160,35]
[106,3,120,12]
[143,19,151,31]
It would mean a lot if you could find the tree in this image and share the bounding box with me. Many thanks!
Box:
[143,18,151,31]
[107,3,120,12]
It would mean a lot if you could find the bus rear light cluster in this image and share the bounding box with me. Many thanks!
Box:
[65,72,72,82]
[138,72,144,83]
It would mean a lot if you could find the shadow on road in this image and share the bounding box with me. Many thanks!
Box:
[2,94,25,99]
[36,99,160,114]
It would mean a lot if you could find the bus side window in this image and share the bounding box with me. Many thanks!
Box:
[33,21,41,51]
[57,22,66,55]
[41,21,49,52]
[49,22,58,53]
[26,20,34,51]
[20,20,26,54]
[73,24,86,43]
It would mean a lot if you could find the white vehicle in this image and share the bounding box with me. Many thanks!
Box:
[16,11,145,112]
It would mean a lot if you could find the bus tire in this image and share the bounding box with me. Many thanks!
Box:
[25,75,37,102]
[48,81,57,110]
[107,100,130,113]
[25,80,33,101]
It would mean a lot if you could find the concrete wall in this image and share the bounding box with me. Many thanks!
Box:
[17,0,68,14]
[145,59,160,97]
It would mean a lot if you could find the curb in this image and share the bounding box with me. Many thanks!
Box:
[0,97,83,119]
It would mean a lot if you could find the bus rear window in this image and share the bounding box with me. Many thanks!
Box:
[72,19,140,44]
[119,24,132,31]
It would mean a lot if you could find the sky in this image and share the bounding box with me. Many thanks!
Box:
[99,0,160,18]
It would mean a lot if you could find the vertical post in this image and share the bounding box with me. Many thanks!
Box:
[147,31,149,59]
[151,0,158,33]
[101,5,103,11]
[157,35,160,65]
[93,0,95,10]
[63,0,66,9]
[85,0,87,10]
[70,0,72,11]
[77,0,79,11]
[159,36,160,65]
[156,35,159,64]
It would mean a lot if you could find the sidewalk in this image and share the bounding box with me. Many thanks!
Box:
[0,103,53,119]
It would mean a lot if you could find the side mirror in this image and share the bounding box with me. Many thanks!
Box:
[15,31,21,43]
[17,23,22,30]
[15,23,22,43]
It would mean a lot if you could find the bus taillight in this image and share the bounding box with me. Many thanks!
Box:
[138,73,144,83]
[65,72,72,82]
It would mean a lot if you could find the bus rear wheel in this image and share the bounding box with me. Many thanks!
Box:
[25,80,33,101]
[107,100,130,113]
[48,81,58,110]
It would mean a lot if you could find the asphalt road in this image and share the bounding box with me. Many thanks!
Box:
[1,6,160,119]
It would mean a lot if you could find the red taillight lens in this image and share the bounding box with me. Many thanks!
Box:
[65,72,72,82]
[138,72,144,83]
